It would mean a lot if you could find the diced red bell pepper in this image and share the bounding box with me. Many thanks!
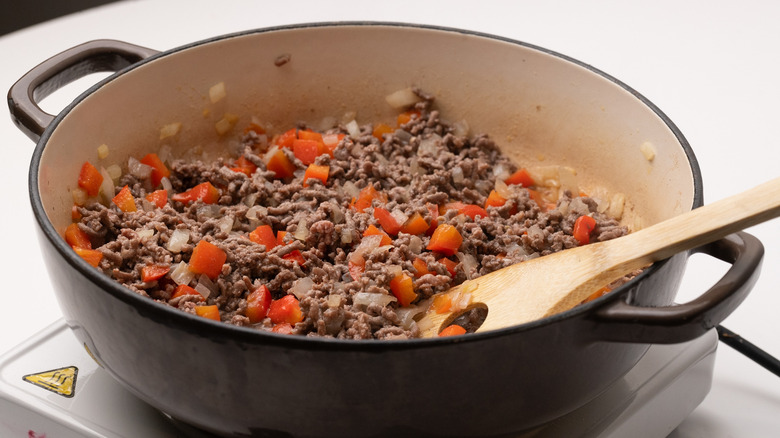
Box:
[272,323,294,334]
[275,128,298,148]
[244,122,266,135]
[73,247,103,267]
[188,240,226,279]
[426,203,439,236]
[432,294,453,314]
[412,257,432,278]
[249,225,278,251]
[573,215,597,245]
[397,110,421,126]
[268,295,303,324]
[439,257,458,276]
[112,185,137,212]
[276,230,288,246]
[439,324,467,337]
[426,224,463,256]
[505,168,534,187]
[145,189,168,208]
[172,182,220,205]
[140,153,170,188]
[246,284,272,324]
[282,250,305,266]
[363,224,393,246]
[321,133,344,157]
[78,161,103,197]
[266,149,297,179]
[229,156,258,176]
[195,305,221,321]
[485,190,507,209]
[65,223,91,249]
[297,129,323,143]
[303,164,329,187]
[293,139,322,165]
[372,123,394,141]
[389,273,417,307]
[171,284,205,301]
[141,264,169,282]
[350,185,386,212]
[400,212,429,235]
[373,207,401,236]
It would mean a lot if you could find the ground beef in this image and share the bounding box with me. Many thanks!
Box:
[74,90,628,340]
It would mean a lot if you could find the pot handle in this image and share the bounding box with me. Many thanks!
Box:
[8,39,159,142]
[588,231,763,344]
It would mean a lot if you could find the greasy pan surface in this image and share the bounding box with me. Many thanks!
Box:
[16,22,761,437]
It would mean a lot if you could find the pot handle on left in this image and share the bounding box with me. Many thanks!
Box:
[588,231,763,344]
[8,39,159,142]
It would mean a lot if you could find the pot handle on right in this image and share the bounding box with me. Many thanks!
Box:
[8,39,158,143]
[589,231,763,344]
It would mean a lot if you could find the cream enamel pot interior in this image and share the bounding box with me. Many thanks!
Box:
[9,23,762,437]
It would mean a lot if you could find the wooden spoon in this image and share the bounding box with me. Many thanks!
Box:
[417,176,780,338]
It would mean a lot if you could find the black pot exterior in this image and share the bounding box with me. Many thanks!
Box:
[17,23,765,438]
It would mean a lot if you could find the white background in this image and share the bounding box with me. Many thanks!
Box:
[0,1,778,436]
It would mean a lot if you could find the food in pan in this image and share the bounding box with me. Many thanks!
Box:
[65,88,629,339]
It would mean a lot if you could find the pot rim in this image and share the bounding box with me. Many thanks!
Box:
[28,21,704,349]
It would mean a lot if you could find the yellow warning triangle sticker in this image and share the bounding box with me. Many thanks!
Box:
[23,366,78,398]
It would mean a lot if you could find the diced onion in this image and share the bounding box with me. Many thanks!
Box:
[349,234,382,262]
[246,205,267,221]
[293,219,309,241]
[408,235,423,254]
[329,202,345,224]
[194,282,212,299]
[327,294,342,308]
[342,181,360,199]
[394,129,412,143]
[452,119,470,137]
[417,134,440,156]
[197,205,221,219]
[640,142,656,162]
[71,188,87,206]
[243,193,258,207]
[97,143,109,159]
[409,157,424,176]
[341,228,353,244]
[345,120,361,138]
[158,144,172,164]
[170,261,195,285]
[456,252,478,278]
[452,166,464,184]
[217,216,234,234]
[167,229,190,253]
[493,163,510,181]
[494,179,512,199]
[209,82,226,103]
[128,157,152,179]
[290,277,314,300]
[386,264,403,278]
[141,199,156,212]
[215,113,238,135]
[136,229,155,240]
[161,177,173,196]
[385,88,422,109]
[160,122,182,140]
[390,209,409,227]
[196,274,217,299]
[319,116,338,131]
[353,292,397,308]
[98,167,115,203]
[106,164,122,182]
[608,193,626,220]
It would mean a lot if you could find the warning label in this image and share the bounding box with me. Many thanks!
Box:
[23,366,78,398]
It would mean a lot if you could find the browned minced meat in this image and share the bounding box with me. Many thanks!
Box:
[75,91,628,340]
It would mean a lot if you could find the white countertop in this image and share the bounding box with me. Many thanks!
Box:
[0,1,778,436]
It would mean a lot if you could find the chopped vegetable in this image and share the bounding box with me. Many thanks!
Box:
[444,202,489,220]
[427,224,463,256]
[195,305,220,321]
[432,294,453,314]
[372,123,393,141]
[141,264,169,282]
[350,185,386,212]
[397,109,420,126]
[246,285,272,324]
[373,207,401,236]
[389,273,417,307]
[293,139,322,165]
[172,284,205,301]
[188,240,226,279]
[145,189,168,208]
[229,156,257,176]
[400,212,429,235]
[275,128,297,148]
[265,148,296,179]
[65,223,91,249]
[172,182,220,205]
[78,161,103,197]
[272,323,294,334]
[439,324,467,337]
[73,247,103,267]
[140,153,170,187]
[348,258,365,281]
[505,168,534,187]
[268,295,303,324]
[249,225,278,251]
[412,257,432,277]
[573,215,597,245]
[244,122,266,135]
[303,164,329,187]
[112,185,137,212]
[282,250,305,266]
[485,190,507,209]
[363,224,393,246]
[439,257,458,276]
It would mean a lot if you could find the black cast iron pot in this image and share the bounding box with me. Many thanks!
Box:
[8,23,763,437]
